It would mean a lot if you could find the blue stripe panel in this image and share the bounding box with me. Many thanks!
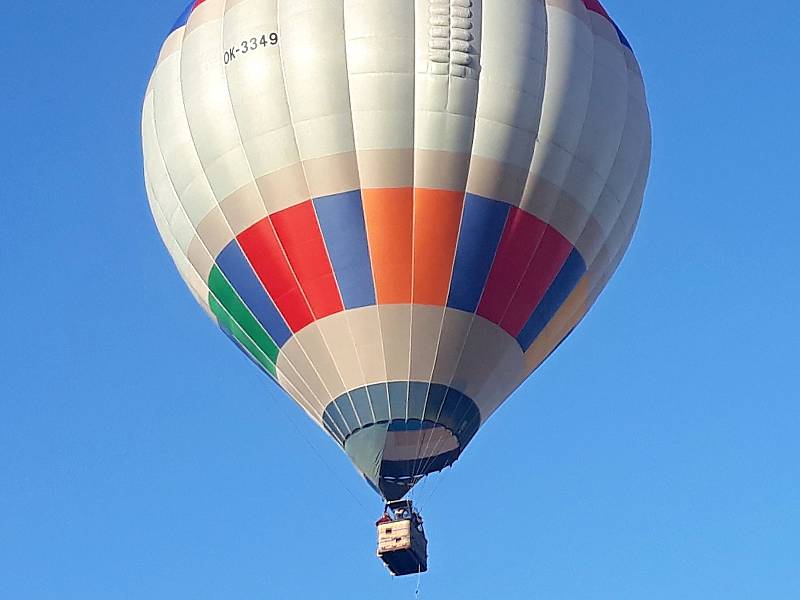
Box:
[447,194,510,313]
[366,383,390,423]
[614,24,632,50]
[517,248,587,352]
[337,394,361,433]
[349,386,373,425]
[313,191,376,309]
[170,1,194,32]
[216,241,292,346]
[322,407,348,445]
[387,381,409,421]
[407,382,429,418]
[322,382,481,447]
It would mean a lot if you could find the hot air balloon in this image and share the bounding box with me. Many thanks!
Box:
[142,0,650,575]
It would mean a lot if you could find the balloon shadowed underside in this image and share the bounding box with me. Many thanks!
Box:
[143,0,651,500]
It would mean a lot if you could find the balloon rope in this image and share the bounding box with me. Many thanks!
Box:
[259,378,372,516]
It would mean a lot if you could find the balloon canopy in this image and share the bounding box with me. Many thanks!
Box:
[143,0,651,501]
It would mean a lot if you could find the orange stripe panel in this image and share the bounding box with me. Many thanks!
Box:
[363,188,414,304]
[412,189,464,306]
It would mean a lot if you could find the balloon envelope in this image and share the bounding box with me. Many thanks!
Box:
[143,0,651,500]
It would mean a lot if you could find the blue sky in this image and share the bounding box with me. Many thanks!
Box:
[2,1,799,598]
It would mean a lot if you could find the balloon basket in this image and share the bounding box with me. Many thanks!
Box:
[376,500,428,576]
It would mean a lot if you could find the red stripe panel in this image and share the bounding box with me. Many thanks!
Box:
[192,0,208,8]
[238,219,314,332]
[477,208,547,324]
[271,201,344,320]
[582,0,610,19]
[499,227,574,337]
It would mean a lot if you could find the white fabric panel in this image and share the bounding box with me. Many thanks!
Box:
[582,66,648,262]
[144,93,210,312]
[223,0,305,185]
[470,0,547,171]
[278,0,356,160]
[578,150,649,340]
[151,53,218,228]
[146,175,215,322]
[606,144,650,266]
[555,39,629,252]
[412,0,481,155]
[606,57,649,205]
[521,2,593,221]
[561,25,628,219]
[181,0,253,200]
[168,199,199,252]
[344,0,415,152]
[142,93,190,253]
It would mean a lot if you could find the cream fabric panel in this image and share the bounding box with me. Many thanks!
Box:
[378,305,413,383]
[445,312,524,419]
[276,324,344,412]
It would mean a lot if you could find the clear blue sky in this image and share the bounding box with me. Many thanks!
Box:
[2,1,799,598]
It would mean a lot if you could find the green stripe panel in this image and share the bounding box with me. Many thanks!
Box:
[208,265,279,377]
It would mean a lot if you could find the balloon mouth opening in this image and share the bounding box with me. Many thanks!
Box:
[322,381,481,501]
[355,423,463,500]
